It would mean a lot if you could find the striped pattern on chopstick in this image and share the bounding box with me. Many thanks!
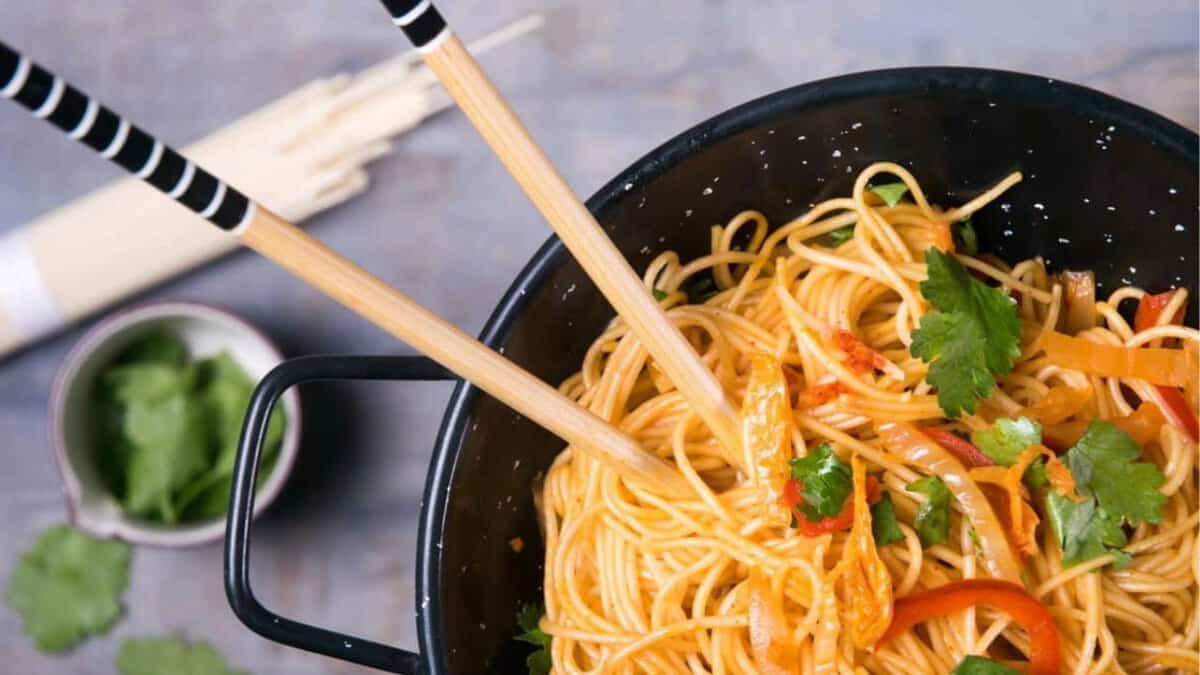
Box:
[380,0,450,52]
[0,41,255,231]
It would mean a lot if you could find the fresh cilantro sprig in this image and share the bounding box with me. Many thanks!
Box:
[93,332,285,524]
[870,493,905,545]
[788,443,853,522]
[951,655,1021,674]
[906,476,952,547]
[823,225,856,248]
[116,636,249,675]
[516,604,551,675]
[5,525,130,652]
[1045,421,1166,568]
[972,417,1042,467]
[954,219,979,256]
[911,248,1021,417]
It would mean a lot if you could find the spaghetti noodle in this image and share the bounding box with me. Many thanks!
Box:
[534,163,1198,674]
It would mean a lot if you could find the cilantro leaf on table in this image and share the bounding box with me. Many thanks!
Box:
[515,603,551,675]
[971,417,1042,467]
[1066,421,1166,525]
[788,443,853,522]
[116,636,249,675]
[869,182,909,206]
[1044,492,1128,567]
[951,655,1021,674]
[906,476,952,547]
[870,492,905,546]
[5,525,130,652]
[911,248,1021,416]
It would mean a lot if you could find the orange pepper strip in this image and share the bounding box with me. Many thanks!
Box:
[876,579,1062,675]
[1041,331,1189,387]
[1022,385,1093,426]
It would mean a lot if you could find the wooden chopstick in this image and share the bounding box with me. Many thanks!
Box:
[0,40,691,498]
[377,1,743,456]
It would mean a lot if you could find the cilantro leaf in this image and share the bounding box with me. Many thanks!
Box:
[911,248,1021,416]
[869,182,909,206]
[870,493,905,545]
[1044,492,1128,567]
[789,443,853,521]
[652,289,668,301]
[972,417,1042,467]
[516,604,551,675]
[1024,458,1049,491]
[951,655,1021,674]
[122,394,213,523]
[823,225,856,247]
[116,636,248,675]
[954,219,979,256]
[906,476,952,547]
[5,525,130,652]
[1066,421,1166,525]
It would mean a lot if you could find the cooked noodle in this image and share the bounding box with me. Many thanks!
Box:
[535,163,1199,674]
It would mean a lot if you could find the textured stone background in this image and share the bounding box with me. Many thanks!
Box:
[0,1,1196,673]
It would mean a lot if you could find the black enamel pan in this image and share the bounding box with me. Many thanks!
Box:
[225,67,1198,674]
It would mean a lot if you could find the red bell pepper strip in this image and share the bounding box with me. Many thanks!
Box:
[1134,291,1198,442]
[876,579,1061,675]
[920,427,995,468]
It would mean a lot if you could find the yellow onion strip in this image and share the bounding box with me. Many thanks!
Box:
[878,422,1024,583]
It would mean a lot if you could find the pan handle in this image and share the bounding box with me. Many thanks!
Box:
[224,354,456,674]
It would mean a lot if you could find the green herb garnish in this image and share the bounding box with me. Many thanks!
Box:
[1045,421,1166,568]
[870,492,905,546]
[955,219,979,256]
[652,289,668,301]
[869,182,909,206]
[906,476,952,547]
[5,525,130,652]
[516,603,551,675]
[116,636,249,675]
[972,417,1042,467]
[93,332,285,523]
[951,655,1021,674]
[910,248,1021,417]
[823,225,856,247]
[788,443,852,522]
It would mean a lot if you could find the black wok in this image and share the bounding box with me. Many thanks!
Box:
[224,67,1198,674]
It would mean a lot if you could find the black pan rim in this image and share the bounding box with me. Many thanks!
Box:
[415,65,1199,673]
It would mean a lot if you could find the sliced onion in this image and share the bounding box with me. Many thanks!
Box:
[877,422,1024,584]
[747,569,798,675]
[1059,270,1096,334]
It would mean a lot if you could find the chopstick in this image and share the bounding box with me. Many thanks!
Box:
[376,1,743,456]
[0,41,691,498]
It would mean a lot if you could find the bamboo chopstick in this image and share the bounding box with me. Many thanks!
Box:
[0,40,690,498]
[375,1,744,457]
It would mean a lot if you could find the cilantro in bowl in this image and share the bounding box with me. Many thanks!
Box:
[90,331,285,524]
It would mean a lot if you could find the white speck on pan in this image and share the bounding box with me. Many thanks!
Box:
[513,459,521,470]
[1106,206,1117,212]
[1000,203,1011,213]
[831,150,842,158]
[1175,224,1186,232]
[624,182,633,191]
[702,187,713,196]
[1003,229,1014,237]
[1169,187,1178,194]
[1149,209,1157,215]
[685,209,693,217]
[851,122,863,129]
[1058,237,1071,244]
[797,135,806,141]
[1033,203,1045,210]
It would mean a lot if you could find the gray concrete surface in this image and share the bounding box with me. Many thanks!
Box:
[1,1,1196,673]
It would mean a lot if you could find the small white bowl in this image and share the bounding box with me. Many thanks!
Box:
[49,301,301,547]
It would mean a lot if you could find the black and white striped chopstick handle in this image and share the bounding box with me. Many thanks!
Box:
[380,0,451,52]
[0,41,257,233]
